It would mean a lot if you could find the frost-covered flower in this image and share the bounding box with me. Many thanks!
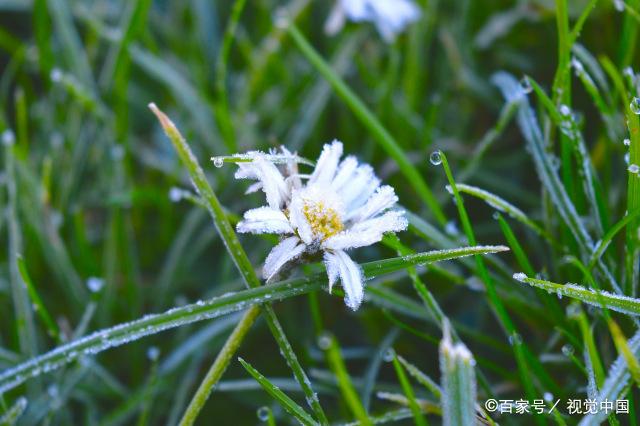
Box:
[232,140,407,310]
[325,0,421,42]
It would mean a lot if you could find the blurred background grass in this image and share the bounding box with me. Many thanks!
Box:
[0,0,638,424]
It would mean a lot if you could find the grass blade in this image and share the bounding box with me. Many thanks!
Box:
[391,352,427,426]
[238,358,318,426]
[513,274,640,316]
[323,333,371,425]
[178,307,260,426]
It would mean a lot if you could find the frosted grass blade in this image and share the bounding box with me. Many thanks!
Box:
[439,323,476,426]
[513,274,640,316]
[238,358,318,426]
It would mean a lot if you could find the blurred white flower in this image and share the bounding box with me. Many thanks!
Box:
[325,0,421,42]
[232,140,407,310]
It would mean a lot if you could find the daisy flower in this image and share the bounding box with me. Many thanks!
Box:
[229,140,407,310]
[324,0,421,43]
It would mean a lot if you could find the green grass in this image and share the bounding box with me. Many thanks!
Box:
[1,0,640,425]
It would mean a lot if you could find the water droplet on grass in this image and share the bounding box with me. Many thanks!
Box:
[559,104,572,117]
[544,392,554,402]
[86,277,104,293]
[212,157,224,168]
[2,130,15,146]
[630,97,640,114]
[429,151,442,165]
[317,332,332,350]
[628,164,640,174]
[382,348,395,362]
[147,346,160,361]
[562,344,574,356]
[257,406,270,421]
[520,76,532,94]
[512,272,527,282]
[614,0,625,12]
[508,333,522,345]
[624,138,631,146]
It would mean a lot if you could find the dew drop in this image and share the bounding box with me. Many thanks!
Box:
[520,76,532,94]
[559,104,572,117]
[628,164,640,174]
[147,346,160,361]
[544,392,554,402]
[382,348,395,362]
[50,68,63,83]
[256,406,270,421]
[169,187,183,202]
[512,272,527,282]
[624,138,631,146]
[614,0,625,12]
[625,152,631,164]
[561,344,574,356]
[508,332,522,346]
[317,332,332,350]
[630,97,640,114]
[2,130,15,146]
[571,57,584,76]
[429,151,442,165]
[212,157,224,168]
[86,277,104,293]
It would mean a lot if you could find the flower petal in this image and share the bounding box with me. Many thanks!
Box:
[288,190,315,244]
[347,185,398,222]
[331,156,358,190]
[325,250,364,310]
[323,210,407,250]
[323,251,340,294]
[263,237,307,282]
[235,158,289,210]
[237,207,293,234]
[309,140,343,185]
[349,210,408,234]
[339,164,380,211]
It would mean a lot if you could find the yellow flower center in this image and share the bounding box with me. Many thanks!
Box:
[302,200,343,240]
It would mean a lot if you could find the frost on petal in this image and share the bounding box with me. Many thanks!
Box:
[309,140,343,185]
[331,156,358,190]
[263,237,307,282]
[324,252,340,294]
[323,210,407,250]
[281,146,302,191]
[350,210,408,234]
[254,159,290,209]
[339,164,380,211]
[325,250,364,310]
[288,189,317,244]
[347,185,398,222]
[237,207,293,234]
[323,231,381,251]
[245,181,263,194]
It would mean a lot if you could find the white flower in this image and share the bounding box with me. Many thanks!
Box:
[233,140,407,310]
[325,0,421,42]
